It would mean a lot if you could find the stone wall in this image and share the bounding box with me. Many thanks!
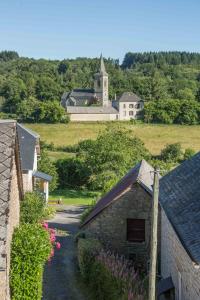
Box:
[83,183,160,268]
[161,209,200,300]
[0,158,20,300]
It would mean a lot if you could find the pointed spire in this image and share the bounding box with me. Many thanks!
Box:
[100,54,107,74]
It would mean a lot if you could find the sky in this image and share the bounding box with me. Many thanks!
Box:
[0,0,200,61]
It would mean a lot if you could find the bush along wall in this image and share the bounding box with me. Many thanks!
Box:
[10,192,60,300]
[77,238,148,300]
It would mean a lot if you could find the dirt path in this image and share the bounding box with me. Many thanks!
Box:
[42,205,90,300]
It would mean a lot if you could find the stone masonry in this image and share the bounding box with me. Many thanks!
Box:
[161,209,200,300]
[84,183,160,268]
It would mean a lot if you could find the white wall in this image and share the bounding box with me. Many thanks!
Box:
[161,209,200,300]
[70,113,118,122]
[119,102,144,120]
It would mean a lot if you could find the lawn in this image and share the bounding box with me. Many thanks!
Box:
[25,122,200,155]
[49,188,100,205]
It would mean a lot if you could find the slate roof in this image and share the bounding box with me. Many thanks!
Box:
[0,120,17,269]
[119,92,142,103]
[33,171,52,182]
[17,124,39,171]
[159,152,200,264]
[67,105,118,114]
[82,160,154,227]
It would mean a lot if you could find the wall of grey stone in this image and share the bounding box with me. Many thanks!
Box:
[161,209,200,300]
[83,183,160,267]
[0,159,20,300]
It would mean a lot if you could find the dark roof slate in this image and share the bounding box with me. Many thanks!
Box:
[119,92,142,103]
[17,124,39,171]
[82,160,154,227]
[159,152,200,264]
[67,105,118,114]
[33,171,52,182]
[0,120,16,269]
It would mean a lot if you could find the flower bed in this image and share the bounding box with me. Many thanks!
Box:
[77,238,147,300]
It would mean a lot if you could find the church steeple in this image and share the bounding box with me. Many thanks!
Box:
[100,54,107,74]
[94,54,109,107]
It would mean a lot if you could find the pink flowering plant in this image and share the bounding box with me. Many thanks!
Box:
[42,222,61,261]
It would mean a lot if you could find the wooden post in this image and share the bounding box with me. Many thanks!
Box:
[148,168,159,300]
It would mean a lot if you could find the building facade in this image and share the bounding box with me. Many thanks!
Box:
[61,55,144,121]
[158,152,200,300]
[81,160,160,269]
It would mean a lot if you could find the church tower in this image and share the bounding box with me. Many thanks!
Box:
[94,54,109,107]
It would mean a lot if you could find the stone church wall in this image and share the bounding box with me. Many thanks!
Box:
[70,113,118,121]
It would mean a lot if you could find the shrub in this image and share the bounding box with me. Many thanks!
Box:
[77,238,102,281]
[183,148,196,160]
[20,192,46,224]
[80,201,96,225]
[10,224,52,300]
[161,143,183,162]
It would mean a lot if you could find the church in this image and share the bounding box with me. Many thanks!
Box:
[61,55,144,121]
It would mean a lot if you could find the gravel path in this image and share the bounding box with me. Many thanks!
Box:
[42,205,90,300]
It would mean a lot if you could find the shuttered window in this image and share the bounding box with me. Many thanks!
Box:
[127,219,145,243]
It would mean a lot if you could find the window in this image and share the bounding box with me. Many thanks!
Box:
[123,111,126,116]
[135,103,140,109]
[129,104,134,108]
[129,111,134,116]
[127,219,145,243]
[123,104,126,108]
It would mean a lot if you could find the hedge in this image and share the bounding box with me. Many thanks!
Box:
[10,224,52,300]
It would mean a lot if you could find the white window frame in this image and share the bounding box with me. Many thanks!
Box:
[178,271,182,300]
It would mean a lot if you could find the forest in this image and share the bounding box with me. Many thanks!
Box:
[0,50,200,124]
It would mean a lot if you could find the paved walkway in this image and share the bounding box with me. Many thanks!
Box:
[42,205,90,300]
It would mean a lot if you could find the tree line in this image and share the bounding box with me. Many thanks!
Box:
[0,50,200,124]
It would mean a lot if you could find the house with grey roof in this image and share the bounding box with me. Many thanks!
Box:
[61,55,144,121]
[158,152,200,300]
[17,124,52,202]
[0,120,23,300]
[81,160,159,269]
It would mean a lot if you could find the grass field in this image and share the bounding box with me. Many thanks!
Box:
[49,188,99,205]
[26,122,200,155]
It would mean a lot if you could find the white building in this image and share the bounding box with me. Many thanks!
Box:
[61,55,144,121]
[158,152,200,300]
[17,124,52,202]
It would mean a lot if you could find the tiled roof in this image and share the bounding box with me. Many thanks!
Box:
[0,120,17,269]
[17,124,39,171]
[119,92,142,102]
[159,152,200,264]
[67,105,118,114]
[82,160,154,227]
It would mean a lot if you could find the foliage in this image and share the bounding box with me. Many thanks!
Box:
[77,239,147,300]
[16,99,69,123]
[77,125,150,190]
[20,192,46,224]
[80,201,96,225]
[10,223,52,300]
[41,206,56,220]
[161,143,183,162]
[1,51,200,124]
[55,157,90,189]
[38,150,58,191]
[183,148,196,160]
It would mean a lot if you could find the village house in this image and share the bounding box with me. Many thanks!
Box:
[81,160,160,268]
[0,120,23,300]
[61,55,144,121]
[158,152,200,300]
[17,124,52,202]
